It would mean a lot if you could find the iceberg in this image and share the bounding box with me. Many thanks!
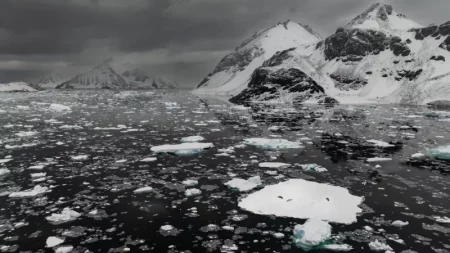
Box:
[225,176,262,192]
[238,179,363,224]
[181,136,205,142]
[46,208,81,224]
[243,138,303,150]
[292,219,332,250]
[151,142,213,155]
[427,145,450,160]
[9,185,49,198]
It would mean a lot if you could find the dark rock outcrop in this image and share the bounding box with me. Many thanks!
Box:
[330,74,368,91]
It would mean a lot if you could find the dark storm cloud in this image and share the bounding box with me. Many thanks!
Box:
[0,0,449,86]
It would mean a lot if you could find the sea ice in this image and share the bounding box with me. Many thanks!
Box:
[140,157,157,162]
[185,188,202,197]
[182,179,198,186]
[49,103,71,112]
[55,246,74,253]
[427,145,450,160]
[391,220,409,227]
[46,208,81,224]
[134,186,153,193]
[243,138,303,150]
[46,236,65,248]
[434,216,450,223]
[0,169,10,176]
[225,176,262,192]
[15,131,38,137]
[411,153,425,158]
[238,179,363,224]
[323,244,353,251]
[9,185,49,198]
[71,155,89,161]
[0,158,12,164]
[28,165,45,170]
[368,240,393,251]
[151,142,213,155]
[367,158,393,162]
[299,164,328,172]
[31,172,46,178]
[259,162,290,168]
[293,219,332,250]
[181,136,205,142]
[367,140,395,148]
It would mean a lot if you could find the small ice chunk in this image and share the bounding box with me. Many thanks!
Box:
[0,158,12,164]
[243,138,303,150]
[181,136,205,142]
[323,244,353,251]
[182,180,198,186]
[49,104,71,112]
[0,168,11,176]
[28,165,45,170]
[367,158,392,162]
[161,225,174,231]
[391,220,409,227]
[411,153,425,158]
[434,216,450,223]
[9,185,49,198]
[55,246,74,253]
[15,131,38,137]
[31,172,46,178]
[367,140,395,148]
[71,155,88,161]
[46,236,65,248]
[225,176,262,192]
[368,240,393,251]
[273,232,285,238]
[115,159,127,163]
[185,188,202,197]
[293,219,332,250]
[46,208,81,224]
[222,226,235,231]
[238,179,363,224]
[151,142,213,155]
[134,186,153,193]
[140,157,157,162]
[300,164,328,172]
[259,162,290,168]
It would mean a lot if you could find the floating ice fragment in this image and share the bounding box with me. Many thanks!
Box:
[115,159,127,163]
[185,188,202,197]
[181,136,205,143]
[55,246,74,253]
[0,158,12,164]
[225,176,262,192]
[49,104,71,112]
[323,244,353,251]
[71,155,88,161]
[46,236,65,248]
[15,131,38,137]
[273,232,285,238]
[140,157,157,162]
[259,162,290,168]
[9,185,49,198]
[28,165,45,170]
[46,208,81,224]
[391,220,409,227]
[368,240,393,251]
[0,169,10,176]
[367,158,392,162]
[427,145,450,160]
[31,172,46,178]
[243,138,303,150]
[134,186,153,193]
[300,164,328,172]
[238,179,363,224]
[182,180,198,186]
[434,216,450,223]
[151,142,213,155]
[367,140,395,148]
[293,219,332,250]
[411,153,425,158]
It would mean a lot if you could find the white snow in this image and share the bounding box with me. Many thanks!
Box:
[293,219,332,250]
[46,236,65,248]
[238,179,363,224]
[243,138,303,150]
[0,82,37,92]
[151,142,213,155]
[49,104,72,112]
[180,136,205,142]
[185,188,202,197]
[46,208,81,224]
[225,176,262,192]
[9,185,49,198]
[0,169,11,176]
[134,186,153,193]
[368,240,393,251]
[367,157,393,162]
[258,162,290,168]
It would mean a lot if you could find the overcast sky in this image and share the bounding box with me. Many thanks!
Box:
[0,0,449,87]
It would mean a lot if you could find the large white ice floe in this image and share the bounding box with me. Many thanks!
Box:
[46,236,65,248]
[9,185,49,198]
[243,138,303,150]
[49,103,72,112]
[225,176,262,192]
[259,162,290,168]
[55,246,74,253]
[238,179,363,224]
[292,219,332,250]
[180,136,205,143]
[151,142,213,155]
[46,207,81,224]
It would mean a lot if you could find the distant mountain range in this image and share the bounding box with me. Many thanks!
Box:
[195,3,450,105]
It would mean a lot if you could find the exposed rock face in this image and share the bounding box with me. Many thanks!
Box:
[330,74,368,91]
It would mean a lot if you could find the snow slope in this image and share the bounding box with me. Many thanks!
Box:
[35,73,68,89]
[114,63,178,89]
[194,20,322,96]
[0,82,38,92]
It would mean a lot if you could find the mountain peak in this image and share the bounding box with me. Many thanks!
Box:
[345,3,422,31]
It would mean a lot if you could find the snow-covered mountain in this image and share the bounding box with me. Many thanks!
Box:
[199,3,450,105]
[194,20,322,96]
[55,60,178,90]
[0,82,38,92]
[35,73,68,89]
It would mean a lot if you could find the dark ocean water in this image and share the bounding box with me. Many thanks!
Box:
[0,90,449,252]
